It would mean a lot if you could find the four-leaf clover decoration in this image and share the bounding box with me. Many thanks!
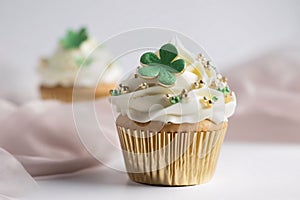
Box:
[60,27,88,49]
[137,43,185,87]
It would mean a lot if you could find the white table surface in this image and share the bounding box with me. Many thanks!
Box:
[22,143,300,200]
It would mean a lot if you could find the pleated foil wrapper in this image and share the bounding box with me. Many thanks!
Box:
[116,122,227,186]
[40,84,114,102]
[40,86,74,102]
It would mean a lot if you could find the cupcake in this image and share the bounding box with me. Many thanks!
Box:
[38,27,120,102]
[110,39,236,186]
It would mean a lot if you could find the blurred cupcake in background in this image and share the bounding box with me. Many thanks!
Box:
[38,27,120,102]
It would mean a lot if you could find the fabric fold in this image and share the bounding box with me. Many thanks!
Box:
[0,148,38,199]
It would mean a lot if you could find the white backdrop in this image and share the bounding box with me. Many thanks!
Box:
[0,0,300,102]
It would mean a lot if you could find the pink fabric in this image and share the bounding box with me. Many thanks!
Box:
[0,98,120,199]
[0,148,37,199]
[0,100,112,177]
[224,49,300,143]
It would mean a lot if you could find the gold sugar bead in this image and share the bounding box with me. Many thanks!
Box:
[221,76,228,83]
[210,81,217,89]
[199,79,205,86]
[121,86,129,93]
[181,89,189,99]
[182,93,188,99]
[139,82,149,89]
[205,61,211,68]
[225,95,232,103]
[118,84,130,94]
[197,53,203,60]
[200,96,213,108]
[193,80,205,89]
[225,91,233,103]
[181,89,188,95]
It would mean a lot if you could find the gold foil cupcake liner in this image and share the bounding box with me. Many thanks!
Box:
[40,84,114,102]
[40,86,74,102]
[116,125,227,186]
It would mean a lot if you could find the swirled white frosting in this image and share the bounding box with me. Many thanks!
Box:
[111,39,236,124]
[38,38,120,87]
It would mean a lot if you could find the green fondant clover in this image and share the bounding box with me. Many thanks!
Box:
[60,27,88,49]
[138,43,185,87]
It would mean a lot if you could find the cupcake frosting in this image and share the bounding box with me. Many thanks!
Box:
[110,39,236,124]
[38,28,120,87]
